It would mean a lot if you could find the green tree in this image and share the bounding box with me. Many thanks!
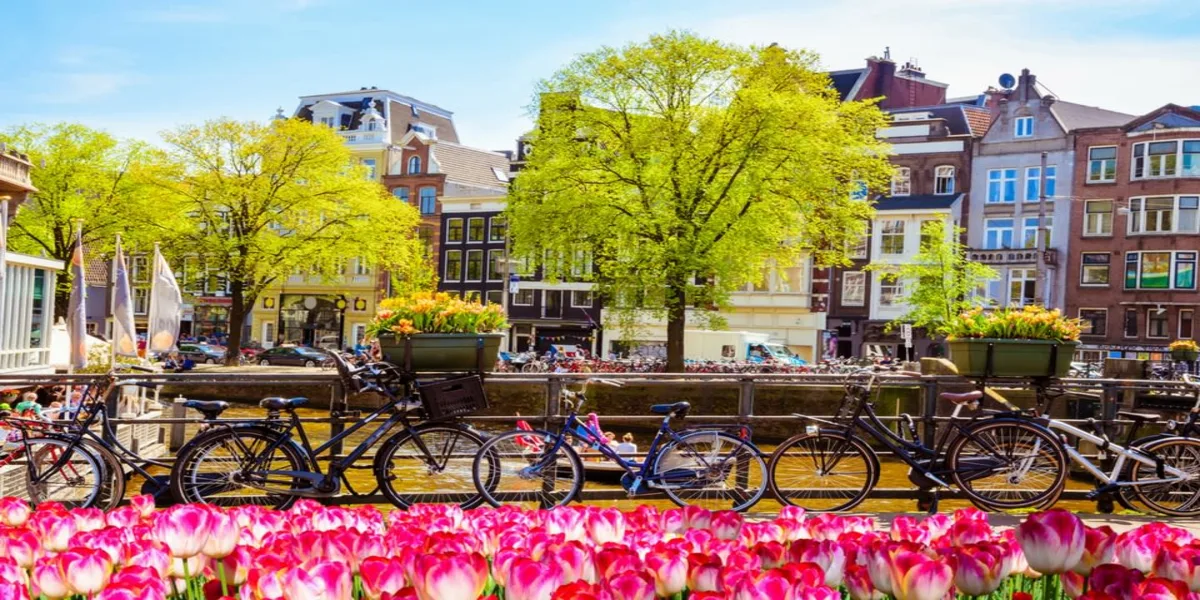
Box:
[0,123,162,314]
[507,32,893,370]
[871,219,997,336]
[144,118,428,364]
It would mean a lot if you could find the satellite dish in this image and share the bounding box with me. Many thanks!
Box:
[998,73,1016,90]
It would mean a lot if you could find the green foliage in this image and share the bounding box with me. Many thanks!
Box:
[870,219,997,336]
[946,305,1083,342]
[506,31,893,369]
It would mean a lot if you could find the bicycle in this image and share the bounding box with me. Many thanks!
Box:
[471,378,769,512]
[170,353,495,510]
[0,409,106,509]
[767,366,1070,513]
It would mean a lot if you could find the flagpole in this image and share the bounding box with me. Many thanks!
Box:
[111,233,120,369]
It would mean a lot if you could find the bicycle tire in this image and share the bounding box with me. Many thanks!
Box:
[82,439,128,511]
[471,429,583,509]
[946,419,1069,510]
[767,430,879,512]
[374,424,491,509]
[170,426,309,510]
[1129,436,1200,516]
[653,430,768,512]
[18,438,105,509]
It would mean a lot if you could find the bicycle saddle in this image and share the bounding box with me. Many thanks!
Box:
[940,391,983,404]
[650,401,691,417]
[259,397,308,411]
[1117,410,1160,422]
[184,400,230,420]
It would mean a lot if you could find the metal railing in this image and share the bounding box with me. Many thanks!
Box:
[1,370,1196,510]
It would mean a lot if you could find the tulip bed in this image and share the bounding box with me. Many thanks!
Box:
[0,496,1195,600]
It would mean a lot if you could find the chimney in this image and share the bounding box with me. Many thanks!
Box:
[1019,68,1035,103]
[875,57,896,106]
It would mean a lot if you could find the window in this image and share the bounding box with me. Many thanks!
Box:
[1124,251,1197,290]
[1024,166,1056,202]
[891,167,911,196]
[464,290,481,302]
[465,250,483,281]
[1008,269,1036,307]
[879,220,905,255]
[418,225,434,255]
[919,219,940,251]
[984,219,1014,250]
[361,158,376,180]
[319,116,335,127]
[1128,196,1200,234]
[1184,141,1200,176]
[392,187,409,203]
[1124,308,1139,338]
[446,219,463,243]
[205,265,227,295]
[407,156,422,175]
[1079,309,1107,337]
[841,271,865,306]
[1182,309,1195,339]
[987,169,1017,203]
[1084,200,1112,236]
[485,290,503,305]
[1021,216,1052,249]
[489,217,506,242]
[1178,252,1197,289]
[1148,309,1170,339]
[487,250,504,281]
[1088,147,1117,182]
[419,187,437,215]
[513,289,535,306]
[131,256,149,284]
[878,277,904,307]
[934,166,955,195]
[353,258,370,276]
[133,288,149,315]
[444,250,462,282]
[1014,116,1034,138]
[467,217,485,242]
[183,256,203,294]
[569,248,593,279]
[850,233,868,259]
[1080,253,1110,286]
[571,291,594,308]
[779,265,806,292]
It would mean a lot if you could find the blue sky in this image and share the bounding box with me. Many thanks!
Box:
[3,0,1200,152]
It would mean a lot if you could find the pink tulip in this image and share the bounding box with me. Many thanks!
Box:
[948,517,993,547]
[0,558,25,589]
[60,547,112,596]
[492,548,524,588]
[1073,525,1116,575]
[1116,530,1158,573]
[0,497,30,527]
[106,506,142,529]
[586,508,626,545]
[889,551,952,600]
[248,567,288,600]
[71,507,107,532]
[361,557,409,600]
[794,585,840,600]
[890,516,930,545]
[731,569,795,600]
[0,527,39,569]
[109,566,171,600]
[411,552,488,600]
[683,506,712,530]
[547,540,597,584]
[596,547,642,579]
[845,565,883,600]
[204,509,240,558]
[711,511,743,540]
[153,504,211,558]
[688,553,723,592]
[753,541,787,569]
[32,556,70,600]
[0,583,28,600]
[550,581,605,600]
[644,547,687,597]
[129,495,155,519]
[546,508,586,541]
[1089,563,1145,598]
[211,545,254,587]
[31,511,76,552]
[282,560,352,600]
[506,557,563,600]
[790,539,847,587]
[948,545,1005,596]
[661,509,685,534]
[1016,509,1086,574]
[127,540,172,578]
[604,570,655,600]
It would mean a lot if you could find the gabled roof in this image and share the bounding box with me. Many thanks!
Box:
[432,142,511,191]
[85,258,109,287]
[1123,104,1200,132]
[962,107,994,137]
[829,69,868,101]
[1050,101,1134,131]
[886,104,989,137]
[874,194,962,211]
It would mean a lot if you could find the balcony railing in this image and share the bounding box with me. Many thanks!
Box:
[967,248,1058,266]
[338,130,387,144]
[0,150,34,193]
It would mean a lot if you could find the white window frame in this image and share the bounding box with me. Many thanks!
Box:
[512,289,535,306]
[487,249,503,282]
[878,277,904,307]
[1008,269,1037,307]
[352,324,366,344]
[263,322,276,347]
[361,158,376,179]
[466,217,485,243]
[934,165,955,195]
[879,220,905,256]
[984,218,1014,250]
[464,249,484,282]
[1087,146,1117,183]
[1021,216,1052,249]
[1131,140,1195,180]
[1147,308,1170,339]
[1078,308,1108,337]
[987,169,1017,203]
[890,167,911,196]
[446,218,464,243]
[1080,253,1110,287]
[1024,166,1056,202]
[485,290,503,306]
[407,156,421,175]
[1182,309,1196,339]
[131,256,150,284]
[571,290,594,308]
[133,288,149,315]
[841,271,865,307]
[444,250,462,282]
[1124,250,1197,291]
[1127,195,1200,235]
[353,258,370,276]
[1083,200,1113,236]
[1014,116,1034,138]
[489,216,506,242]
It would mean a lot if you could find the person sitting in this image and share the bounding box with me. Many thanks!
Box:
[162,354,180,372]
[616,433,638,455]
[180,356,195,371]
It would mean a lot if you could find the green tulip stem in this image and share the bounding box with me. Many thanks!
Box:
[218,561,229,597]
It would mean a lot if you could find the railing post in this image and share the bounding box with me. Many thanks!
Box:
[102,384,120,444]
[170,396,188,452]
[328,377,347,458]
[545,376,561,431]
[922,378,938,448]
[737,377,754,422]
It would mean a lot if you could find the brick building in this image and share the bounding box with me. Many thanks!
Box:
[1067,104,1200,361]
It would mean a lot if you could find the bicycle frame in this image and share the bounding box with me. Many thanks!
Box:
[1043,418,1190,488]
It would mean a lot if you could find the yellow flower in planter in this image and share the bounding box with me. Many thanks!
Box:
[1170,340,1199,352]
[367,292,509,339]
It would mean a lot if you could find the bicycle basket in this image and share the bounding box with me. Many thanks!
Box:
[835,384,871,421]
[419,375,489,420]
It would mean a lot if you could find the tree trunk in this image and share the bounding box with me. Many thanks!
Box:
[225,280,251,366]
[665,273,687,372]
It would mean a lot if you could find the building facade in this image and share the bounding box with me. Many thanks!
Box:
[1067,104,1200,361]
[967,69,1132,312]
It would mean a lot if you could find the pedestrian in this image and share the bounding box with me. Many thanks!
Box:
[616,433,638,455]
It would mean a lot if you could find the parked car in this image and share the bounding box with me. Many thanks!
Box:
[316,335,342,351]
[177,343,228,364]
[257,346,329,367]
[241,341,265,359]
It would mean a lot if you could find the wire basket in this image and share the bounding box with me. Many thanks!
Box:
[834,383,871,422]
[418,375,489,420]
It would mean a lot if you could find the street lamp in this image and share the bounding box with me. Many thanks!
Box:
[335,296,348,351]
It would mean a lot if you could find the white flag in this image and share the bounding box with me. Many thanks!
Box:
[67,225,87,369]
[146,245,182,354]
[110,235,138,357]
[0,201,7,342]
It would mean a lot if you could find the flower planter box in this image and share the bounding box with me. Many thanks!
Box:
[1171,348,1199,362]
[378,333,503,372]
[948,338,1077,378]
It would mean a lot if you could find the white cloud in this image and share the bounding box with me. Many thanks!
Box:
[34,72,146,103]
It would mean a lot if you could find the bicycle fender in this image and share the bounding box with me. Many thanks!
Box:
[189,425,315,473]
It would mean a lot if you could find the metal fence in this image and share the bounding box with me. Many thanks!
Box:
[1,370,1197,510]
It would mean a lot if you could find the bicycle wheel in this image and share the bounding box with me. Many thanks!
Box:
[16,438,105,509]
[652,430,768,512]
[83,440,128,511]
[471,429,583,509]
[947,419,1068,510]
[170,427,309,510]
[1129,437,1200,516]
[375,424,491,509]
[767,430,879,512]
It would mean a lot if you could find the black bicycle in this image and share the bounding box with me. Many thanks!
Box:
[170,354,495,510]
[766,366,1070,512]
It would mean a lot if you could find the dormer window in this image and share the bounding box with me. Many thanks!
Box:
[319,116,335,128]
[412,123,437,139]
[408,156,422,175]
[366,121,377,131]
[1015,116,1034,138]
